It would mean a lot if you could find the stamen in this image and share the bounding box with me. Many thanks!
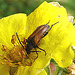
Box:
[0,55,14,67]
[11,35,16,44]
[18,52,22,57]
[1,62,5,65]
[22,50,25,55]
[16,62,21,65]
[1,45,8,51]
[0,33,37,67]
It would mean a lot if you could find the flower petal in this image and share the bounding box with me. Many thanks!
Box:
[0,13,27,50]
[15,54,51,75]
[16,66,30,75]
[26,1,75,68]
[51,22,75,67]
[16,66,47,75]
[0,13,27,74]
[0,64,9,75]
[0,1,74,75]
[26,1,69,55]
[38,70,47,75]
[31,55,51,74]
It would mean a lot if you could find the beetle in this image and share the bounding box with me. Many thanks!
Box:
[16,21,59,58]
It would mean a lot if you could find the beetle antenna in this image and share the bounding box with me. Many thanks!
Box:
[16,32,25,49]
[42,21,59,38]
[36,45,46,56]
[48,21,59,33]
[46,20,50,25]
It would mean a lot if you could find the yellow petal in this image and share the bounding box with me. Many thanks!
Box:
[16,55,51,75]
[52,45,74,67]
[16,66,30,75]
[51,22,75,67]
[38,70,47,75]
[0,1,74,75]
[0,13,27,74]
[0,64,9,75]
[16,66,48,75]
[0,13,27,50]
[26,1,68,55]
[26,1,75,68]
[31,55,51,74]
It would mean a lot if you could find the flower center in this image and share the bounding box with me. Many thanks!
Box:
[0,34,37,67]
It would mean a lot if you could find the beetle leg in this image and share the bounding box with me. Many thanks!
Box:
[30,51,41,52]
[35,48,38,59]
[36,45,46,56]
[36,52,38,59]
[30,50,41,59]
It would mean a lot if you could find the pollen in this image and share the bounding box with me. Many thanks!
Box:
[11,35,16,44]
[1,45,8,51]
[0,34,36,67]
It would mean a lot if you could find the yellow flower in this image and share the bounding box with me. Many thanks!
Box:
[0,1,75,75]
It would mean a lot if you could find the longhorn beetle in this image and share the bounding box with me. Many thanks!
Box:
[16,21,59,58]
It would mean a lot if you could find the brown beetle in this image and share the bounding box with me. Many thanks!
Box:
[16,21,59,57]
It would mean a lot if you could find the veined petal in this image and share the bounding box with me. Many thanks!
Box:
[0,13,27,50]
[31,55,51,74]
[16,56,51,75]
[0,13,27,74]
[26,1,75,68]
[52,45,74,67]
[51,22,75,67]
[16,66,47,75]
[38,70,47,75]
[0,64,9,75]
[26,1,68,54]
[16,66,30,75]
[0,1,74,75]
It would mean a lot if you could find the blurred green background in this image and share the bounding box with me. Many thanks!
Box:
[0,0,75,19]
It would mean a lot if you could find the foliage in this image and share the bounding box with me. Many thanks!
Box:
[0,0,75,18]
